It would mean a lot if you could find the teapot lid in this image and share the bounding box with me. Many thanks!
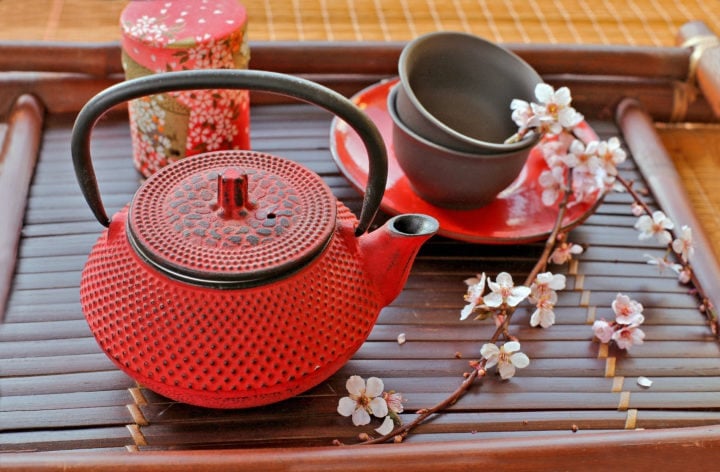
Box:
[128,151,338,287]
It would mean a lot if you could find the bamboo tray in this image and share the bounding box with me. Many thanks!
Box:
[2,36,720,470]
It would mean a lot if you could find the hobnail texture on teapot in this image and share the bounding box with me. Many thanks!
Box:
[72,69,438,408]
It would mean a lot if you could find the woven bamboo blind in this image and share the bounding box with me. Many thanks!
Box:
[0,0,718,46]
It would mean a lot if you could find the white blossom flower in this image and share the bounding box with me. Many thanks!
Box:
[611,293,644,325]
[558,107,584,131]
[538,139,570,168]
[530,290,558,328]
[631,202,645,216]
[592,319,615,343]
[592,294,646,350]
[538,166,566,206]
[510,98,537,131]
[550,242,584,265]
[461,273,487,320]
[571,168,604,204]
[484,272,531,308]
[677,267,692,284]
[337,376,388,426]
[383,391,404,414]
[375,416,395,435]
[671,225,694,263]
[596,137,626,176]
[527,272,564,329]
[635,211,674,246]
[531,84,584,135]
[612,324,645,350]
[564,139,601,174]
[480,341,530,379]
[530,272,566,303]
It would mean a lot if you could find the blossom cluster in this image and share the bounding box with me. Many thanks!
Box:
[635,210,693,284]
[592,293,646,350]
[461,271,567,331]
[591,205,696,352]
[510,84,626,207]
[337,375,404,435]
[460,271,568,379]
[458,83,699,371]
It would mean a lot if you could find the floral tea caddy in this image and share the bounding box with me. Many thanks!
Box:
[121,0,251,177]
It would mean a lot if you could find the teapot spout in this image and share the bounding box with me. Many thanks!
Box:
[359,214,439,307]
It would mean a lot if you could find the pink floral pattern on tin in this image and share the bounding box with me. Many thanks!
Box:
[121,0,250,177]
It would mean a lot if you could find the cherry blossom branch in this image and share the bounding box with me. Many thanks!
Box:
[614,174,654,217]
[357,188,573,445]
[337,82,713,444]
[615,173,718,334]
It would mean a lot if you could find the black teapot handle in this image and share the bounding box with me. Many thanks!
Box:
[71,69,388,236]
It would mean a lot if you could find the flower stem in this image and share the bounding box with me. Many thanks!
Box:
[360,366,484,445]
[525,186,572,286]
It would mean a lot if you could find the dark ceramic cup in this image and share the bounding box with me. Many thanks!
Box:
[396,31,542,154]
[388,84,537,209]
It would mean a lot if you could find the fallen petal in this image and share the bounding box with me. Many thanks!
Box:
[375,416,395,436]
[397,333,406,345]
[637,376,653,388]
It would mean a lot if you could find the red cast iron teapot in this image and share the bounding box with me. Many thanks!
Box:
[71,70,438,409]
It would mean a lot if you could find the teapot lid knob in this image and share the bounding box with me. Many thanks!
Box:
[214,168,256,218]
[128,150,337,287]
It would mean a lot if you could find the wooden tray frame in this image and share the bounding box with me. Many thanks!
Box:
[2,23,720,470]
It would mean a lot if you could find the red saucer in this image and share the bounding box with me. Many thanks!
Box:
[330,78,603,244]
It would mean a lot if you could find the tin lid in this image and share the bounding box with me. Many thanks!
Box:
[127,151,338,287]
[120,0,248,71]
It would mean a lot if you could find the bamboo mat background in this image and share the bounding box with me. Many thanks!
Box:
[0,0,718,258]
[0,0,719,45]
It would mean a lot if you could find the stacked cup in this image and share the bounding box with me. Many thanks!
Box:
[389,32,543,209]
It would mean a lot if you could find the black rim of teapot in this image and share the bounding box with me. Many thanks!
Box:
[70,69,388,236]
